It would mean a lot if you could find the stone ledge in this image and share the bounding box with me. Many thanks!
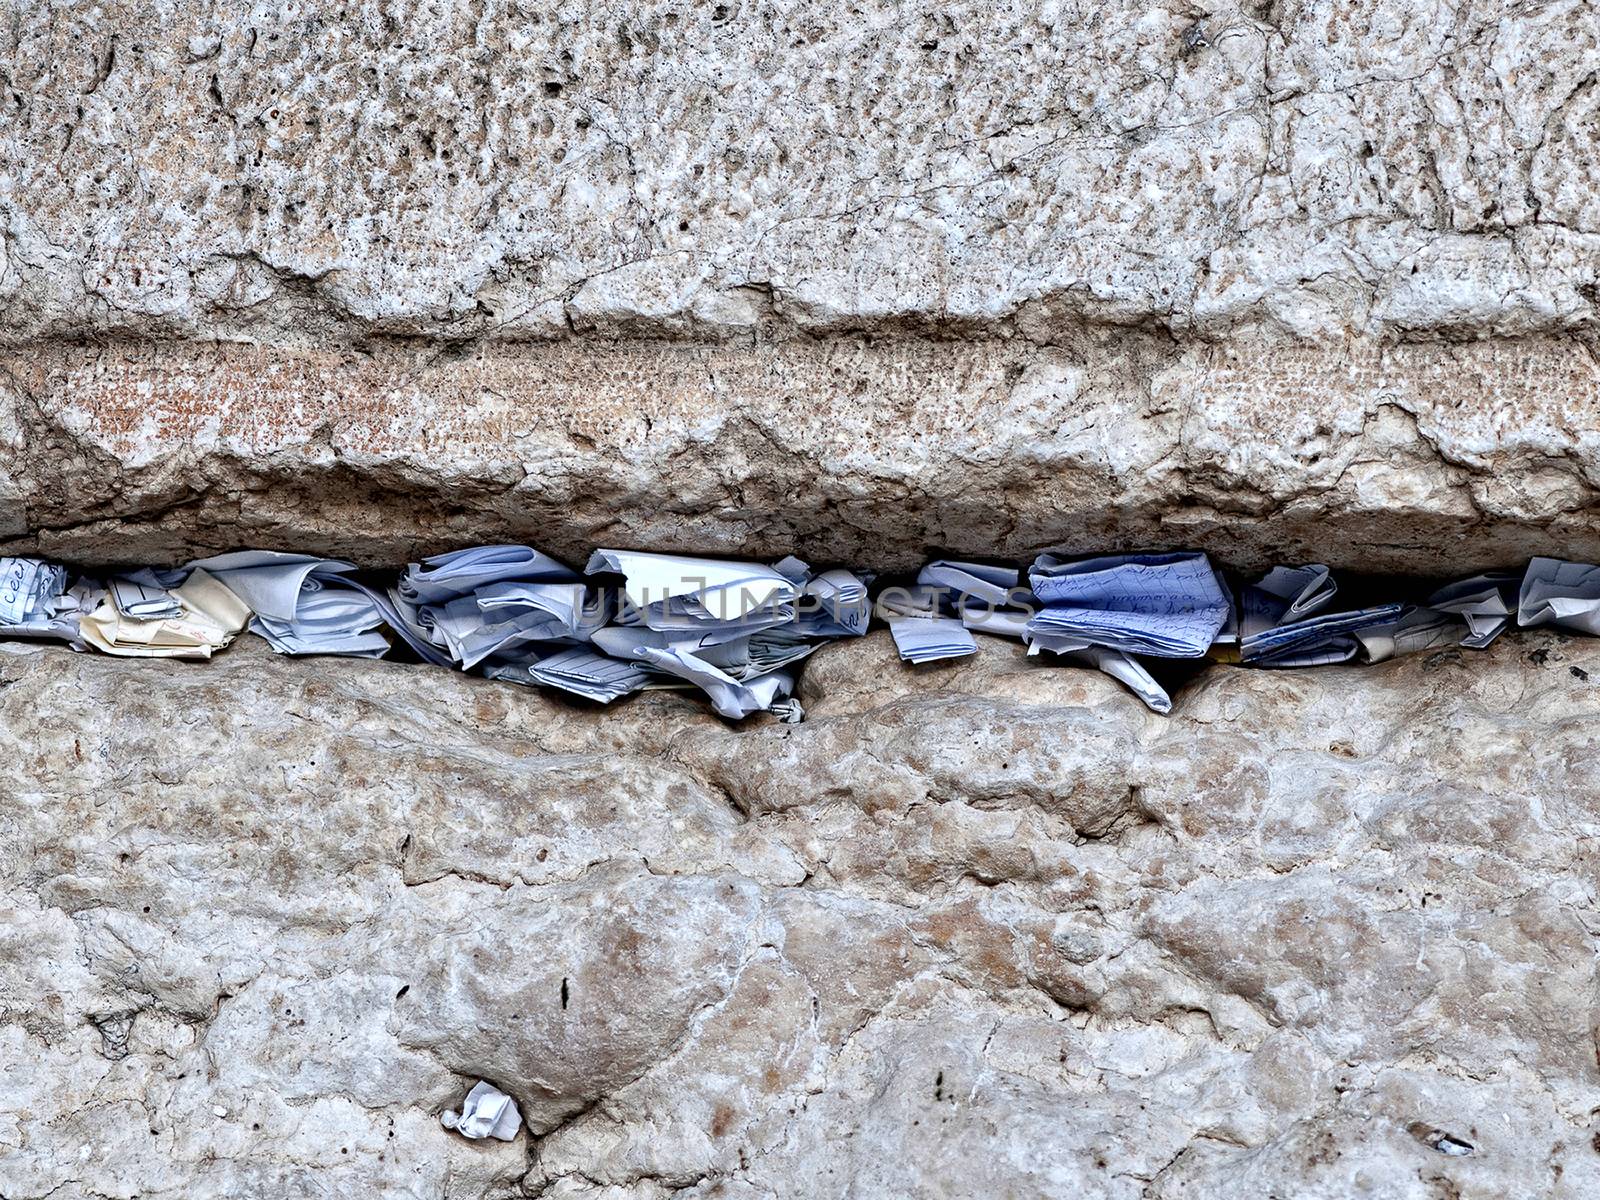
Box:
[2,333,1598,572]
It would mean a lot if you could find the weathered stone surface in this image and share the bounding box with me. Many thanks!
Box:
[5,3,1599,1194]
[4,1,1600,344]
[5,2,1600,568]
[4,632,1598,1198]
[6,333,1600,572]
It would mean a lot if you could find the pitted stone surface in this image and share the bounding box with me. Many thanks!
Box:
[4,1,1600,344]
[3,633,1598,1198]
[5,5,1600,1194]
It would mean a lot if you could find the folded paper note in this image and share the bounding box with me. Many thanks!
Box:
[1239,565,1402,667]
[401,545,575,603]
[0,557,68,627]
[190,550,390,658]
[0,558,100,645]
[1517,558,1600,636]
[389,545,599,669]
[1354,605,1465,663]
[110,569,186,620]
[441,1081,522,1141]
[1429,573,1519,648]
[888,615,978,664]
[80,570,251,659]
[1027,553,1230,658]
[917,560,1038,637]
[526,646,655,703]
[587,549,797,639]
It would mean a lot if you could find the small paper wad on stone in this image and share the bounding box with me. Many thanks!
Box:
[441,1081,522,1142]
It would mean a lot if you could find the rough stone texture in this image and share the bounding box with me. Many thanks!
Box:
[4,1,1600,568]
[6,4,1600,1196]
[4,632,1599,1198]
[5,0,1600,344]
[7,333,1600,572]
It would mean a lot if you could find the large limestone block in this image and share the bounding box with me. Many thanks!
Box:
[3,632,1598,1198]
[5,3,1600,567]
[4,1,1600,344]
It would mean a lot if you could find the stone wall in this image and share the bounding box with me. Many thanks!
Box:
[5,635,1599,1198]
[4,1,1600,570]
[4,3,1600,1198]
[7,1,1600,344]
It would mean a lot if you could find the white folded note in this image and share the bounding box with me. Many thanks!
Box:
[587,549,797,639]
[591,626,799,718]
[388,546,603,669]
[1028,553,1230,658]
[1239,564,1402,666]
[791,568,870,637]
[110,569,185,620]
[430,581,598,668]
[400,545,577,604]
[888,615,977,664]
[528,646,654,703]
[917,560,1021,608]
[441,1081,522,1141]
[250,588,391,657]
[188,550,355,622]
[1517,558,1600,636]
[190,550,392,658]
[0,557,68,627]
[918,560,1038,639]
[1354,606,1465,663]
[1428,573,1518,648]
